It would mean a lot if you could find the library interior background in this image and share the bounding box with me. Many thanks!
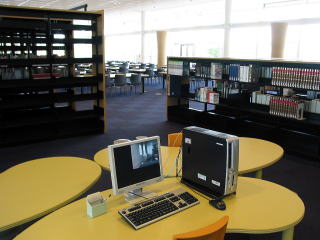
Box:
[1,1,320,240]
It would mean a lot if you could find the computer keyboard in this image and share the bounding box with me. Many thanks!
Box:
[118,188,199,229]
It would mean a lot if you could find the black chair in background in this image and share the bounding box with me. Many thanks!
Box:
[114,74,128,95]
[148,63,156,70]
[130,73,142,94]
[119,62,129,73]
[119,67,128,73]
[140,63,146,69]
[145,69,156,85]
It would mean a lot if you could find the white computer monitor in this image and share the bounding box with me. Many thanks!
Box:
[108,136,163,202]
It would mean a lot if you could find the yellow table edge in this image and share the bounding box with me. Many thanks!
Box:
[0,157,102,232]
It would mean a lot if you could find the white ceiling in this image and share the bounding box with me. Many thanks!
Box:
[0,0,217,12]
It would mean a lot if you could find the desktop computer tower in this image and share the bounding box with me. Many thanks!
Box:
[181,126,239,198]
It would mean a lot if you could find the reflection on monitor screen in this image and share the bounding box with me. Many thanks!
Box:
[131,140,159,170]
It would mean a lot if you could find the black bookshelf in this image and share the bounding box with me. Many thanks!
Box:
[167,57,320,160]
[0,6,106,146]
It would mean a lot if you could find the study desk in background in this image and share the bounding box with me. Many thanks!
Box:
[128,69,166,89]
[14,177,304,240]
[0,157,101,232]
[105,66,119,71]
[129,63,141,67]
[94,137,284,178]
[128,68,158,73]
[107,73,149,93]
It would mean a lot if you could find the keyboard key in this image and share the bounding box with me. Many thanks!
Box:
[141,201,154,207]
[154,196,166,202]
[164,193,175,198]
[128,206,141,212]
[169,196,180,202]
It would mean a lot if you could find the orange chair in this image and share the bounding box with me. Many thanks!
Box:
[173,216,229,240]
[168,133,182,147]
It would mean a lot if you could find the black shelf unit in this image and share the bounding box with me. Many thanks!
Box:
[167,57,320,160]
[0,6,106,146]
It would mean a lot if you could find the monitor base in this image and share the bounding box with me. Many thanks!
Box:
[124,188,156,204]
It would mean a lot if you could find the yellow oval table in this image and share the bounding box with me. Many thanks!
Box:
[13,177,304,240]
[94,137,284,179]
[0,157,101,232]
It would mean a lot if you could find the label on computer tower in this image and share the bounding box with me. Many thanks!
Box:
[185,138,191,144]
[211,179,221,187]
[197,173,206,181]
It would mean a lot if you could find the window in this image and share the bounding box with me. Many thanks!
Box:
[144,33,157,63]
[167,29,224,58]
[229,26,271,58]
[102,0,320,62]
[284,24,301,59]
[285,23,320,60]
[299,24,320,60]
[106,34,141,62]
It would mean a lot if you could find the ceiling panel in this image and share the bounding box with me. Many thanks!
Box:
[0,0,216,12]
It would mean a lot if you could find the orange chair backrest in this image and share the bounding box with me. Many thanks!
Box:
[173,216,229,240]
[168,133,182,147]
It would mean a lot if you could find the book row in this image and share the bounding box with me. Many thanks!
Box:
[269,96,304,120]
[271,67,320,90]
[252,91,320,115]
[194,87,219,104]
[168,61,320,91]
[228,64,260,82]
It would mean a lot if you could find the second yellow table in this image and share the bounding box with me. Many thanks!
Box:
[0,157,101,232]
[94,137,284,178]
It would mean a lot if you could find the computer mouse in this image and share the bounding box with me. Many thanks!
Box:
[209,199,226,210]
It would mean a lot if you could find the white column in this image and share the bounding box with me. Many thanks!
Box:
[223,0,232,57]
[271,22,288,58]
[141,11,145,62]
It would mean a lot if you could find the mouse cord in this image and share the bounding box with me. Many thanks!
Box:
[181,182,226,203]
[183,184,211,201]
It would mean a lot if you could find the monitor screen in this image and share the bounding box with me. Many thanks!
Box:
[109,136,163,195]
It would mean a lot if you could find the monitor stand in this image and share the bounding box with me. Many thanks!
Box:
[124,188,156,204]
